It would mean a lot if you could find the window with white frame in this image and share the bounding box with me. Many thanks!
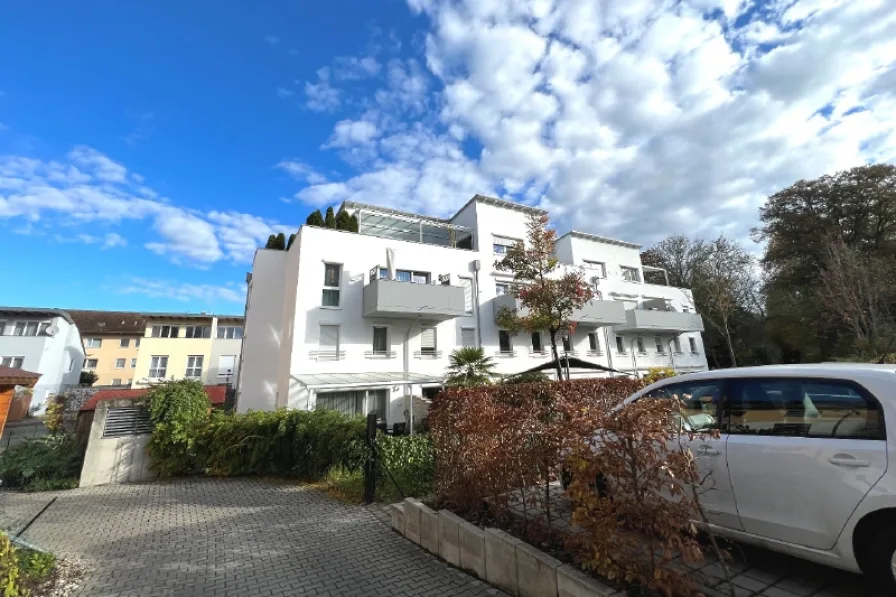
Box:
[322,263,342,307]
[84,337,102,348]
[673,337,683,353]
[531,331,544,353]
[372,326,389,355]
[615,335,627,354]
[493,241,513,255]
[135,338,141,348]
[0,357,24,368]
[461,328,476,348]
[396,270,430,284]
[83,358,98,369]
[185,355,204,378]
[588,332,601,354]
[459,277,473,314]
[636,336,646,353]
[21,322,39,336]
[119,338,130,348]
[185,325,211,339]
[130,358,137,368]
[216,326,243,339]
[218,355,236,376]
[38,322,50,335]
[151,325,179,338]
[655,336,665,354]
[0,321,6,335]
[420,326,437,355]
[583,260,607,278]
[319,325,340,356]
[689,337,699,353]
[620,266,641,283]
[112,378,122,386]
[495,282,510,296]
[115,358,126,369]
[149,356,168,378]
[498,330,513,354]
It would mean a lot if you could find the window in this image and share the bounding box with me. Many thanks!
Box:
[13,322,24,336]
[635,336,646,354]
[495,283,510,296]
[84,337,102,348]
[216,326,243,339]
[420,326,437,355]
[119,338,130,348]
[0,321,6,335]
[185,325,211,339]
[655,336,665,354]
[461,328,476,348]
[149,356,168,378]
[151,325,179,338]
[621,266,641,283]
[83,358,98,369]
[316,389,388,421]
[588,332,601,353]
[115,358,126,369]
[322,263,342,307]
[583,260,607,278]
[135,338,141,348]
[218,355,236,376]
[689,337,698,353]
[185,355,204,378]
[38,322,50,335]
[727,379,883,440]
[531,331,544,353]
[130,358,137,368]
[396,270,430,284]
[615,335,626,354]
[460,277,473,314]
[0,357,24,368]
[319,325,340,355]
[372,326,389,354]
[493,242,512,255]
[499,330,513,354]
[645,381,723,432]
[673,337,683,354]
[112,378,122,386]
[24,322,38,336]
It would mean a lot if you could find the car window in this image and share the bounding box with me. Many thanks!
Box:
[643,381,722,432]
[728,378,883,440]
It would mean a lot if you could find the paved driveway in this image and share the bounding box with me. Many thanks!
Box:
[0,478,504,597]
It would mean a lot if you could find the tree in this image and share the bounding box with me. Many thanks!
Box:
[640,235,709,288]
[444,347,497,387]
[306,210,325,227]
[335,206,352,230]
[264,234,277,249]
[324,206,336,228]
[274,232,286,250]
[287,233,296,250]
[818,237,896,359]
[495,214,593,379]
[349,213,359,233]
[79,371,98,386]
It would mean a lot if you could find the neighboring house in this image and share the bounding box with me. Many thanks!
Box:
[0,307,84,412]
[236,195,708,426]
[67,310,146,387]
[131,313,243,388]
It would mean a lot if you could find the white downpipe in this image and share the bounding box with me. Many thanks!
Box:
[403,312,424,436]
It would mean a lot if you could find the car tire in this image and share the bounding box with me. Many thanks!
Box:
[866,528,896,594]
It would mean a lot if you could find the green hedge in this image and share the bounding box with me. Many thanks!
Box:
[194,409,368,480]
[0,435,83,492]
[375,434,434,501]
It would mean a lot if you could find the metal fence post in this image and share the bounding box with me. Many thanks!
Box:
[363,413,377,504]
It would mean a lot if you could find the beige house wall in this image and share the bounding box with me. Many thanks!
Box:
[82,334,143,386]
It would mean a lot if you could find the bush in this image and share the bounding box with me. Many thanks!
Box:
[0,533,57,596]
[376,434,434,502]
[78,371,98,386]
[147,380,210,476]
[195,409,368,480]
[0,435,83,492]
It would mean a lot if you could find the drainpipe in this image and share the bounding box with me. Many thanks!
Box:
[472,260,483,348]
[404,311,424,436]
[602,326,614,377]
[629,337,639,378]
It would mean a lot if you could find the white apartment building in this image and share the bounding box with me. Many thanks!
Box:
[0,307,84,412]
[236,195,708,427]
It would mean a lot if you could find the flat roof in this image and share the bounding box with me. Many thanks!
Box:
[558,230,642,250]
[141,312,243,320]
[0,306,75,325]
[451,194,547,219]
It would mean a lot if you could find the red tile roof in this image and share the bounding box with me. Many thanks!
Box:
[80,384,228,411]
[0,365,41,381]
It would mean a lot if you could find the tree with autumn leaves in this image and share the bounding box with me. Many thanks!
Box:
[494,214,594,380]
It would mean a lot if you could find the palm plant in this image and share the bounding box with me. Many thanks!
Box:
[445,347,497,387]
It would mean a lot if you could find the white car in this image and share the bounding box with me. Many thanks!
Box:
[623,364,895,590]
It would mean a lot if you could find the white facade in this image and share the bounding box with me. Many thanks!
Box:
[236,196,709,427]
[0,308,84,411]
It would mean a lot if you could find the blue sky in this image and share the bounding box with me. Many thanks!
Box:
[1,0,894,314]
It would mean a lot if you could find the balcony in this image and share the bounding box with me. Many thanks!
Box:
[616,309,705,333]
[363,275,466,321]
[492,294,627,326]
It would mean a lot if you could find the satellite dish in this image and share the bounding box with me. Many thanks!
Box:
[44,325,59,337]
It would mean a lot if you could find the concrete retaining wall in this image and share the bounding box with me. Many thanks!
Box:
[390,499,617,597]
[79,399,156,487]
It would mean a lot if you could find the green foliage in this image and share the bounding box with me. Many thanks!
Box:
[324,206,336,228]
[375,433,434,501]
[334,206,352,230]
[264,234,276,249]
[444,347,496,387]
[274,232,286,249]
[78,371,98,386]
[0,534,24,597]
[0,435,83,492]
[195,408,368,480]
[287,233,296,249]
[348,213,359,232]
[306,210,325,227]
[43,395,66,436]
[502,370,550,384]
[147,380,210,476]
[0,533,57,596]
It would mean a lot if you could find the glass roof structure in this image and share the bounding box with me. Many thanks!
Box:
[344,202,473,250]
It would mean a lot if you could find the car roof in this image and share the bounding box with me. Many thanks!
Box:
[633,363,896,400]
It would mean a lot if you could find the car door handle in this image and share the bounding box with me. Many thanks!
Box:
[697,445,720,456]
[828,456,870,468]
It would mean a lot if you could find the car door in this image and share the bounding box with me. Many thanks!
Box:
[644,379,743,531]
[724,377,887,550]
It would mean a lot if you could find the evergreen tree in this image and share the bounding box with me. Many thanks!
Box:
[287,233,296,250]
[265,234,277,249]
[306,210,325,226]
[335,206,352,230]
[324,206,336,228]
[273,232,286,250]
[349,213,359,233]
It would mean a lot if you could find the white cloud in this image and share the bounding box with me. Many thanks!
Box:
[275,160,327,185]
[324,119,379,148]
[103,232,126,248]
[331,56,381,80]
[67,146,128,183]
[118,277,245,304]
[265,34,280,45]
[277,87,295,99]
[304,79,341,112]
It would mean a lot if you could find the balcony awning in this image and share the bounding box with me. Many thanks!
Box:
[293,372,444,390]
[513,356,634,377]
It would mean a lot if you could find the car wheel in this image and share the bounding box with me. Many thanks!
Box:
[866,528,896,593]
